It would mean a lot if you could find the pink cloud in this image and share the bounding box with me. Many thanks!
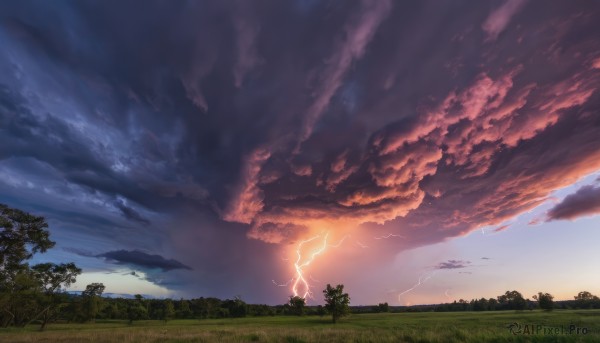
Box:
[493,224,510,233]
[239,63,598,244]
[291,164,313,177]
[482,0,527,41]
[218,8,600,247]
[222,147,271,224]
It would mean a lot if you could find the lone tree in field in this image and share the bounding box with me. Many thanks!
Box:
[533,292,554,311]
[288,295,306,316]
[323,284,350,323]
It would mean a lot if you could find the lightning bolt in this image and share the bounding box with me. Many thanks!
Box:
[292,232,330,299]
[397,271,437,303]
[287,232,349,299]
[374,233,404,240]
[356,240,369,248]
[328,234,349,247]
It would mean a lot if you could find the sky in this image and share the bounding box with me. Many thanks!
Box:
[1,0,599,306]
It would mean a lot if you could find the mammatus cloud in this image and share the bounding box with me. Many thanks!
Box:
[98,250,192,272]
[546,185,600,221]
[435,260,471,270]
[228,57,600,246]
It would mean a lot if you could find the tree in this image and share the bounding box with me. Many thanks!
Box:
[31,263,81,330]
[487,298,498,311]
[574,291,600,309]
[1,271,41,327]
[497,290,527,310]
[127,302,148,324]
[0,205,97,329]
[161,299,175,322]
[376,302,389,313]
[532,292,554,311]
[82,283,105,322]
[0,204,55,282]
[177,298,192,318]
[288,296,306,316]
[1,204,56,327]
[316,305,326,317]
[221,296,248,318]
[323,284,350,323]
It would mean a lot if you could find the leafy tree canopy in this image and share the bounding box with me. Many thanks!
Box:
[323,284,350,323]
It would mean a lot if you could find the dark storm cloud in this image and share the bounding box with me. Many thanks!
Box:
[435,260,471,270]
[98,250,192,272]
[115,199,150,225]
[62,247,96,258]
[546,185,600,221]
[0,0,599,302]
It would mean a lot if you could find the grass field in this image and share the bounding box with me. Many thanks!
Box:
[1,310,599,343]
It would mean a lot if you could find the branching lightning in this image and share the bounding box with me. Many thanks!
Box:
[328,234,350,247]
[397,271,437,303]
[356,240,369,248]
[292,233,330,299]
[374,233,404,240]
[278,232,350,299]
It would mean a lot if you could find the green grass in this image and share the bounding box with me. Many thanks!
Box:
[1,310,599,342]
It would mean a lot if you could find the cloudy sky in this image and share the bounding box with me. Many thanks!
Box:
[1,0,599,305]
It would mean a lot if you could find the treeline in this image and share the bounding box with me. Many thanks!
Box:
[5,286,600,328]
[2,204,600,330]
[356,290,600,313]
[430,291,600,312]
[26,294,328,322]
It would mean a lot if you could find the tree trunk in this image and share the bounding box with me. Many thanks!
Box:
[40,317,47,331]
[26,306,50,327]
[2,309,15,327]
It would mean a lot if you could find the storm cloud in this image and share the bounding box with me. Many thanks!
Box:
[0,0,599,303]
[547,185,600,221]
[98,250,192,272]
